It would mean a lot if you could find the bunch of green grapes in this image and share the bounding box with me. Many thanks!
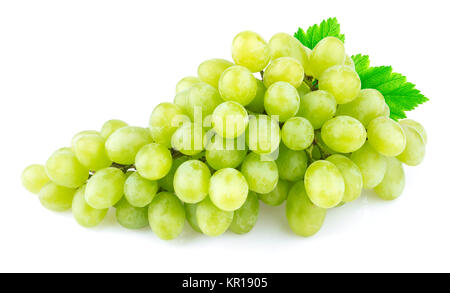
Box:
[22,29,427,240]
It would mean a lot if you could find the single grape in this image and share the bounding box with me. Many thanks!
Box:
[367,116,406,157]
[396,124,426,166]
[240,152,278,194]
[336,89,386,127]
[100,119,128,139]
[229,191,259,234]
[196,197,233,237]
[259,179,290,206]
[374,157,405,200]
[304,160,345,208]
[171,122,205,156]
[45,148,89,189]
[318,65,361,104]
[85,167,125,209]
[72,131,112,171]
[71,130,101,148]
[344,54,355,69]
[297,81,311,97]
[205,134,247,170]
[399,119,427,144]
[264,81,300,122]
[212,101,249,138]
[321,116,367,153]
[197,58,234,88]
[135,143,172,180]
[219,65,257,106]
[185,82,223,122]
[72,185,108,228]
[281,117,314,151]
[158,156,189,192]
[245,79,266,114]
[297,90,336,129]
[148,192,185,240]
[39,182,76,212]
[268,32,309,67]
[276,143,308,182]
[149,102,186,148]
[124,172,158,207]
[326,154,363,203]
[185,203,202,233]
[350,142,387,189]
[173,89,190,111]
[173,160,211,203]
[263,57,304,88]
[309,37,345,78]
[105,126,152,165]
[115,197,149,229]
[286,181,326,237]
[209,168,249,211]
[22,164,50,194]
[231,31,271,73]
[246,115,280,155]
[175,76,201,94]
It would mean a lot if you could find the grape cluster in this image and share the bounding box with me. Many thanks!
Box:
[22,31,427,239]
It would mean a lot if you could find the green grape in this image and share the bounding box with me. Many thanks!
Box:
[158,156,189,192]
[124,172,158,207]
[318,65,361,104]
[297,82,311,97]
[315,130,338,156]
[304,160,345,208]
[186,82,223,122]
[171,122,205,156]
[185,203,202,233]
[264,81,300,122]
[245,79,266,114]
[72,185,108,228]
[105,126,152,165]
[205,134,247,170]
[231,31,271,73]
[286,181,326,237]
[148,192,185,240]
[350,142,387,189]
[263,57,304,88]
[240,152,278,194]
[229,191,259,234]
[149,102,186,148]
[268,32,309,67]
[297,90,337,129]
[336,89,386,127]
[197,58,234,88]
[399,119,427,144]
[367,117,406,157]
[71,130,101,148]
[39,182,76,212]
[309,37,345,78]
[85,167,125,209]
[173,89,190,111]
[246,115,281,154]
[218,65,257,106]
[72,131,112,171]
[344,54,355,69]
[135,143,172,180]
[173,160,211,203]
[373,157,405,200]
[212,101,249,138]
[22,164,50,194]
[175,76,201,94]
[45,148,89,188]
[281,117,314,151]
[276,143,308,182]
[321,116,367,153]
[326,154,363,203]
[259,179,290,206]
[115,197,149,229]
[196,197,234,237]
[397,124,426,166]
[209,168,249,211]
[100,119,128,139]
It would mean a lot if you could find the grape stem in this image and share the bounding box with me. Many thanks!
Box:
[304,76,319,91]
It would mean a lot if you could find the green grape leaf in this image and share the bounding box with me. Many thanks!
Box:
[294,17,345,49]
[352,54,429,120]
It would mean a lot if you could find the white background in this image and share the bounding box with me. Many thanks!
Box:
[0,0,448,273]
